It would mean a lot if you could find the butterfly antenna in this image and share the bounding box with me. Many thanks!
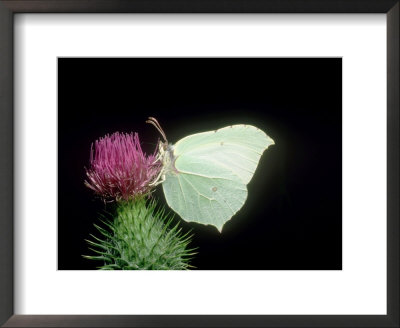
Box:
[146,117,168,143]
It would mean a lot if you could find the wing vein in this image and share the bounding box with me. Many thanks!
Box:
[176,175,188,213]
[184,142,262,155]
[214,191,235,215]
[222,150,260,164]
[176,170,236,181]
[180,174,213,201]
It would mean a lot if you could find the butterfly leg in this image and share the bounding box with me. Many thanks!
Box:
[149,141,168,186]
[153,149,164,164]
[149,167,166,187]
[159,173,166,184]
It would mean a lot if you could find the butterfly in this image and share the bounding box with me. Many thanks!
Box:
[147,117,274,232]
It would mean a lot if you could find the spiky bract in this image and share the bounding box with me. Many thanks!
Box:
[84,198,195,270]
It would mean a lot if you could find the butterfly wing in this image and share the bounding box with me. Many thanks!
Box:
[162,158,248,232]
[162,125,274,231]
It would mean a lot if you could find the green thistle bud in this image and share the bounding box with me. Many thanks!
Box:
[84,198,195,270]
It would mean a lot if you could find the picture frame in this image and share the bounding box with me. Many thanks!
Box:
[0,0,398,327]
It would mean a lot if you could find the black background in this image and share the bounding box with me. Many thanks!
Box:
[58,58,342,270]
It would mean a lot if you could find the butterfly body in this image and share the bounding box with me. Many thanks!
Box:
[158,124,274,232]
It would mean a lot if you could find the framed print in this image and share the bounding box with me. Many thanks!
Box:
[0,1,398,327]
[58,57,342,271]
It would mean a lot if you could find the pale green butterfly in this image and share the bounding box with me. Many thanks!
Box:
[147,117,274,232]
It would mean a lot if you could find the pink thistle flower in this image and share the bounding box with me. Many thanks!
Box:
[85,132,161,201]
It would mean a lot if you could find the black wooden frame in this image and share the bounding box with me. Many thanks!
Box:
[0,1,398,327]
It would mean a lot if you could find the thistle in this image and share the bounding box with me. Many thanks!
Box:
[84,198,195,270]
[84,131,194,270]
